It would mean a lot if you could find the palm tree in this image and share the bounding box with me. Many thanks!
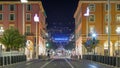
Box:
[0,28,26,51]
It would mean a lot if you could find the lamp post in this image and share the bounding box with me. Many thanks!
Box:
[116,27,120,67]
[34,14,39,59]
[92,33,97,54]
[107,0,111,56]
[116,27,120,56]
[20,0,28,35]
[84,7,90,38]
[84,7,90,55]
[0,27,4,56]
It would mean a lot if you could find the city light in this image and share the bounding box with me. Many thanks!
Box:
[84,7,90,16]
[92,33,97,38]
[116,27,120,34]
[54,38,68,41]
[20,0,28,3]
[34,14,39,22]
[34,14,39,59]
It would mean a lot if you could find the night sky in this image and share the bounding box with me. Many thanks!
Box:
[41,0,79,39]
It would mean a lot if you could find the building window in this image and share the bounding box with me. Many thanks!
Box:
[105,4,111,11]
[116,14,120,22]
[26,4,32,11]
[116,4,120,11]
[0,4,3,11]
[105,4,108,11]
[9,13,15,21]
[26,25,31,34]
[105,14,111,22]
[0,13,3,21]
[89,14,95,22]
[26,13,31,21]
[89,25,95,33]
[116,26,120,34]
[9,4,15,11]
[89,4,95,12]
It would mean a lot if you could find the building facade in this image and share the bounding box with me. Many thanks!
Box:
[0,1,47,59]
[74,0,120,56]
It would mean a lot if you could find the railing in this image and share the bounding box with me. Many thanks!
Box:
[83,55,120,67]
[0,51,24,57]
[0,55,26,66]
[0,51,26,66]
[25,32,34,36]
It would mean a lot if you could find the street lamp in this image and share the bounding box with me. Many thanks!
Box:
[92,33,97,54]
[34,14,39,59]
[116,27,120,56]
[20,0,28,35]
[107,0,111,56]
[92,33,97,38]
[84,7,90,38]
[0,27,4,35]
[84,7,90,55]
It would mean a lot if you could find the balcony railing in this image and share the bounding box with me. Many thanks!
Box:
[25,32,34,36]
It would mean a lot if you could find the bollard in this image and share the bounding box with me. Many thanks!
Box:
[11,56,14,64]
[118,57,120,67]
[0,57,3,66]
[115,56,120,67]
[6,56,8,65]
[16,56,18,62]
[4,56,7,65]
[19,55,21,62]
[101,56,104,63]
[109,57,112,65]
[7,56,10,64]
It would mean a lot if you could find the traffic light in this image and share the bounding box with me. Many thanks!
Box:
[46,42,49,47]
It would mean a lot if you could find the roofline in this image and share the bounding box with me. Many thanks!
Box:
[0,1,47,17]
[74,1,81,18]
[0,1,41,4]
[74,0,120,18]
[80,0,120,3]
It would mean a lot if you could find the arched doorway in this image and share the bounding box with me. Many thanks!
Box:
[25,40,34,60]
[114,41,120,56]
[104,41,113,56]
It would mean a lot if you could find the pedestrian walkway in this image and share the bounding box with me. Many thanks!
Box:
[80,60,116,68]
[0,59,117,68]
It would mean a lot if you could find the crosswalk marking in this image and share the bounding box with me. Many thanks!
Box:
[64,59,74,68]
[40,59,54,68]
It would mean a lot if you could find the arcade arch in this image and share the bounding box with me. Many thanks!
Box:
[114,41,120,56]
[25,40,34,60]
[104,41,113,56]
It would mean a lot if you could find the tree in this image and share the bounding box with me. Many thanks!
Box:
[83,37,99,53]
[0,28,26,51]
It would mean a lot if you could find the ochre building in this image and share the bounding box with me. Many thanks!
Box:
[74,0,120,56]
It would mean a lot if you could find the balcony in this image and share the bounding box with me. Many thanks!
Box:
[25,32,34,36]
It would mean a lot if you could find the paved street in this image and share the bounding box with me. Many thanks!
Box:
[0,59,115,68]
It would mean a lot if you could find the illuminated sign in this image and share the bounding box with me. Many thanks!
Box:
[54,38,68,41]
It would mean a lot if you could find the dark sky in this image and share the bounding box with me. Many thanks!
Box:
[41,0,79,38]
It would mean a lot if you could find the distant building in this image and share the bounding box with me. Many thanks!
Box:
[74,0,120,56]
[0,1,47,57]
